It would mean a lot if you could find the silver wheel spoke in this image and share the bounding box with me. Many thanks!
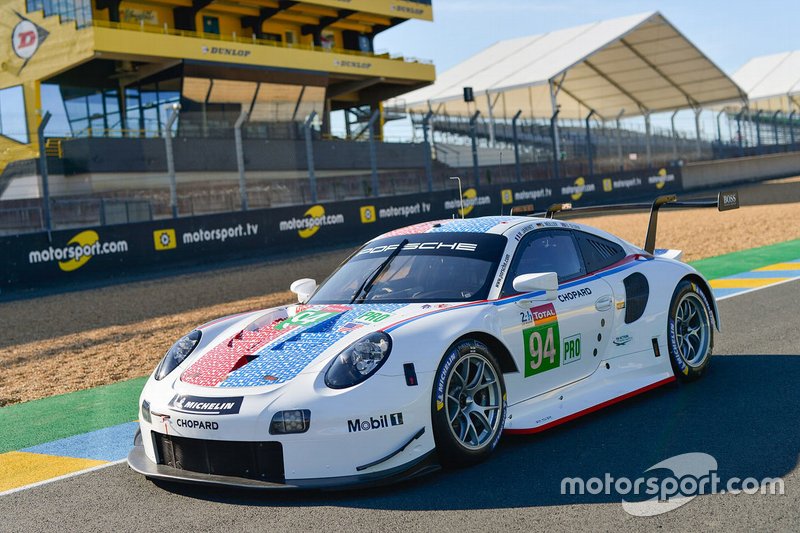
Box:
[471,409,493,434]
[443,352,503,450]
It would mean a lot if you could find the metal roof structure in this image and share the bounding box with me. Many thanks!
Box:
[732,51,800,112]
[403,11,746,121]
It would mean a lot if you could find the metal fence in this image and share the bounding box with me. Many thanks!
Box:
[3,105,800,236]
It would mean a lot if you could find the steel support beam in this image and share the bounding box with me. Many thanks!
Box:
[469,111,481,186]
[37,112,52,236]
[164,105,180,218]
[585,109,596,178]
[234,110,249,211]
[367,110,380,196]
[670,110,679,160]
[422,111,434,192]
[304,111,318,203]
[512,110,522,183]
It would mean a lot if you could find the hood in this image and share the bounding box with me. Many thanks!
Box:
[180,302,455,388]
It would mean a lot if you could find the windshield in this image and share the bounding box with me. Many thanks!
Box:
[309,232,508,304]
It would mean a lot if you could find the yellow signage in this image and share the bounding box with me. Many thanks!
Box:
[501,189,513,205]
[303,0,433,21]
[360,205,376,224]
[92,27,434,82]
[153,229,177,250]
[0,1,94,88]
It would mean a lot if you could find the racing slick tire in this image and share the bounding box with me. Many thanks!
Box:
[667,280,714,382]
[431,339,507,468]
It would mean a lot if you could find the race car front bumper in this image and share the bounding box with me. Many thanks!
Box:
[127,429,439,490]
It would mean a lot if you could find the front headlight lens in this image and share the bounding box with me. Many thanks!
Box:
[324,332,392,389]
[155,330,201,381]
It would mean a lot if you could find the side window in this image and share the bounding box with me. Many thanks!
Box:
[502,230,585,295]
[574,231,626,274]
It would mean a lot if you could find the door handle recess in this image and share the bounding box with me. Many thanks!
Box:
[595,295,613,312]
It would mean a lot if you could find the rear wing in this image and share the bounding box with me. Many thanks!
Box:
[534,190,740,254]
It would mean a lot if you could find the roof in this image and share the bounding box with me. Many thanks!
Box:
[403,12,746,120]
[732,51,800,112]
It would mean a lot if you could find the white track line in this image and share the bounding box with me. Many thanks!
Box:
[0,459,126,497]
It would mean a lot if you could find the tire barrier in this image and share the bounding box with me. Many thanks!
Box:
[0,167,681,293]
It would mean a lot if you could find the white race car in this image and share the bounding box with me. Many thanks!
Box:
[128,192,739,489]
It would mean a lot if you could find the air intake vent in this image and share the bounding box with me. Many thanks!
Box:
[153,433,285,483]
[623,273,649,324]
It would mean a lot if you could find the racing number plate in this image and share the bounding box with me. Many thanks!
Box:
[523,303,560,377]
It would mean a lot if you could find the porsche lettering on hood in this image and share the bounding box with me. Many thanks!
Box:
[181,303,415,388]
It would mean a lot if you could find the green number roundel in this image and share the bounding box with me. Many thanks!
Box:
[523,303,561,377]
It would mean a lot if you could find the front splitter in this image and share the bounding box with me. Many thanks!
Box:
[127,444,439,490]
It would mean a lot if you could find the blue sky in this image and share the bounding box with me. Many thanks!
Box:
[371,0,799,139]
[375,0,798,75]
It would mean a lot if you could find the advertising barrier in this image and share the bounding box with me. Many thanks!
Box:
[0,167,682,292]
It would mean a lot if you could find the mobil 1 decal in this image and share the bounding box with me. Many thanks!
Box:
[523,303,560,378]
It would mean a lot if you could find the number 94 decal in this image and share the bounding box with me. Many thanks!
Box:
[522,304,560,377]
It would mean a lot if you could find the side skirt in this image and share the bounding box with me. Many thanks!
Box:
[504,376,675,435]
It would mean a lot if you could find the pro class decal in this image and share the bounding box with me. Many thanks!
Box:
[523,303,561,378]
[563,334,581,364]
[168,395,244,415]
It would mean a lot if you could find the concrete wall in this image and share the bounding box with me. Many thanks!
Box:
[683,151,800,189]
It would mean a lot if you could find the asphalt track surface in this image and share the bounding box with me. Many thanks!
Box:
[2,279,799,532]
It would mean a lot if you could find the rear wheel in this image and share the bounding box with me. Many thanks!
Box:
[667,281,713,381]
[431,339,506,468]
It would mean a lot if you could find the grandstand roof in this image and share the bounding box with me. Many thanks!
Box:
[403,11,746,120]
[732,51,800,112]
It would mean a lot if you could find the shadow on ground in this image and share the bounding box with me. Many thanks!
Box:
[153,353,800,510]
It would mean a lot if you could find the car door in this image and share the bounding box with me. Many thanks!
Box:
[497,229,615,402]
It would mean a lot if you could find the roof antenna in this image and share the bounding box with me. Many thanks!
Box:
[450,176,464,219]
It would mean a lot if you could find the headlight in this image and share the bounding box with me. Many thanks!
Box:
[324,332,392,389]
[155,330,201,381]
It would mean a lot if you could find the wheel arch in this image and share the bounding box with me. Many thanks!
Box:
[455,332,519,374]
[681,274,721,332]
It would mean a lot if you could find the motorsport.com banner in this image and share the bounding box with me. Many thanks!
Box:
[0,167,681,292]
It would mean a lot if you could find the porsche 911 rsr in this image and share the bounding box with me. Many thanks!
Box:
[128,193,737,489]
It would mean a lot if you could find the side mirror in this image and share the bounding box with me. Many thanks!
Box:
[290,278,317,304]
[512,272,558,301]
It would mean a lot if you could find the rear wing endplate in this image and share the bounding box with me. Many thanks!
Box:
[537,190,740,254]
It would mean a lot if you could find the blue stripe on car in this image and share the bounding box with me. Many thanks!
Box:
[426,217,513,233]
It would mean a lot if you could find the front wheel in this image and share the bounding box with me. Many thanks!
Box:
[431,339,506,468]
[668,281,714,381]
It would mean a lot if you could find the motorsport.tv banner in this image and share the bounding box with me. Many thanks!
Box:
[0,167,681,292]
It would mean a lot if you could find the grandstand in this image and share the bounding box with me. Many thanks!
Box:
[0,1,434,173]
